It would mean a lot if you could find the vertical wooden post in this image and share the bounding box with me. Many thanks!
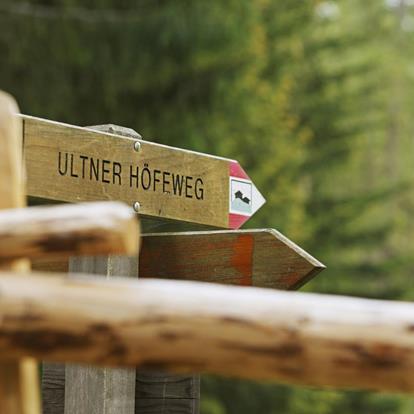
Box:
[0,90,41,414]
[64,256,138,414]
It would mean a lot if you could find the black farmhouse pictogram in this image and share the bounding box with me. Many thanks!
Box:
[234,190,251,205]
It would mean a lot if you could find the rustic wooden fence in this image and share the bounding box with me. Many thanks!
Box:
[1,89,414,414]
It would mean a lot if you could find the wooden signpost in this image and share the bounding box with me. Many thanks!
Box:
[3,91,414,409]
[139,229,324,289]
[16,114,324,414]
[22,115,265,229]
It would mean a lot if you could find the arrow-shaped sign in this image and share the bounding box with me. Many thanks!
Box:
[22,115,265,229]
[139,229,324,289]
[33,229,325,290]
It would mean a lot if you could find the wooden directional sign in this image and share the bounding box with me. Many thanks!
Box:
[140,229,324,289]
[33,229,325,290]
[21,115,265,229]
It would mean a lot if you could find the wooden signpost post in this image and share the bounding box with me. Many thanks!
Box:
[0,201,139,263]
[18,114,324,414]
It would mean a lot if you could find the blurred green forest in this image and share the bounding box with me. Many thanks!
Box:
[2,0,414,413]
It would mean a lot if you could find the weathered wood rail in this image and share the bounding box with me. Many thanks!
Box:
[1,272,414,394]
[0,201,139,263]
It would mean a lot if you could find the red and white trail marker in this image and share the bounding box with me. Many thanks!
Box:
[229,161,266,229]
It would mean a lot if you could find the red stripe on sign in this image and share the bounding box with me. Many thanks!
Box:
[229,161,249,180]
[231,234,254,286]
[229,213,250,229]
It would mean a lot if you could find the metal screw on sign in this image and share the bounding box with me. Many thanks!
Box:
[133,201,141,212]
[133,141,141,152]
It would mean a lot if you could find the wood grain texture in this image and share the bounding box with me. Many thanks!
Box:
[65,364,136,414]
[63,256,138,414]
[2,273,414,393]
[32,260,68,274]
[23,115,231,228]
[0,91,41,414]
[0,201,140,264]
[42,363,65,414]
[140,229,324,289]
[135,371,199,414]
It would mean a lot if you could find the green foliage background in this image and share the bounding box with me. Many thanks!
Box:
[2,1,414,412]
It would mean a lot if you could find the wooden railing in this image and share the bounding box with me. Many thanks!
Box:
[1,272,414,394]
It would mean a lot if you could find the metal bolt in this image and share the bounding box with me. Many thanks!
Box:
[133,141,141,152]
[133,201,141,212]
